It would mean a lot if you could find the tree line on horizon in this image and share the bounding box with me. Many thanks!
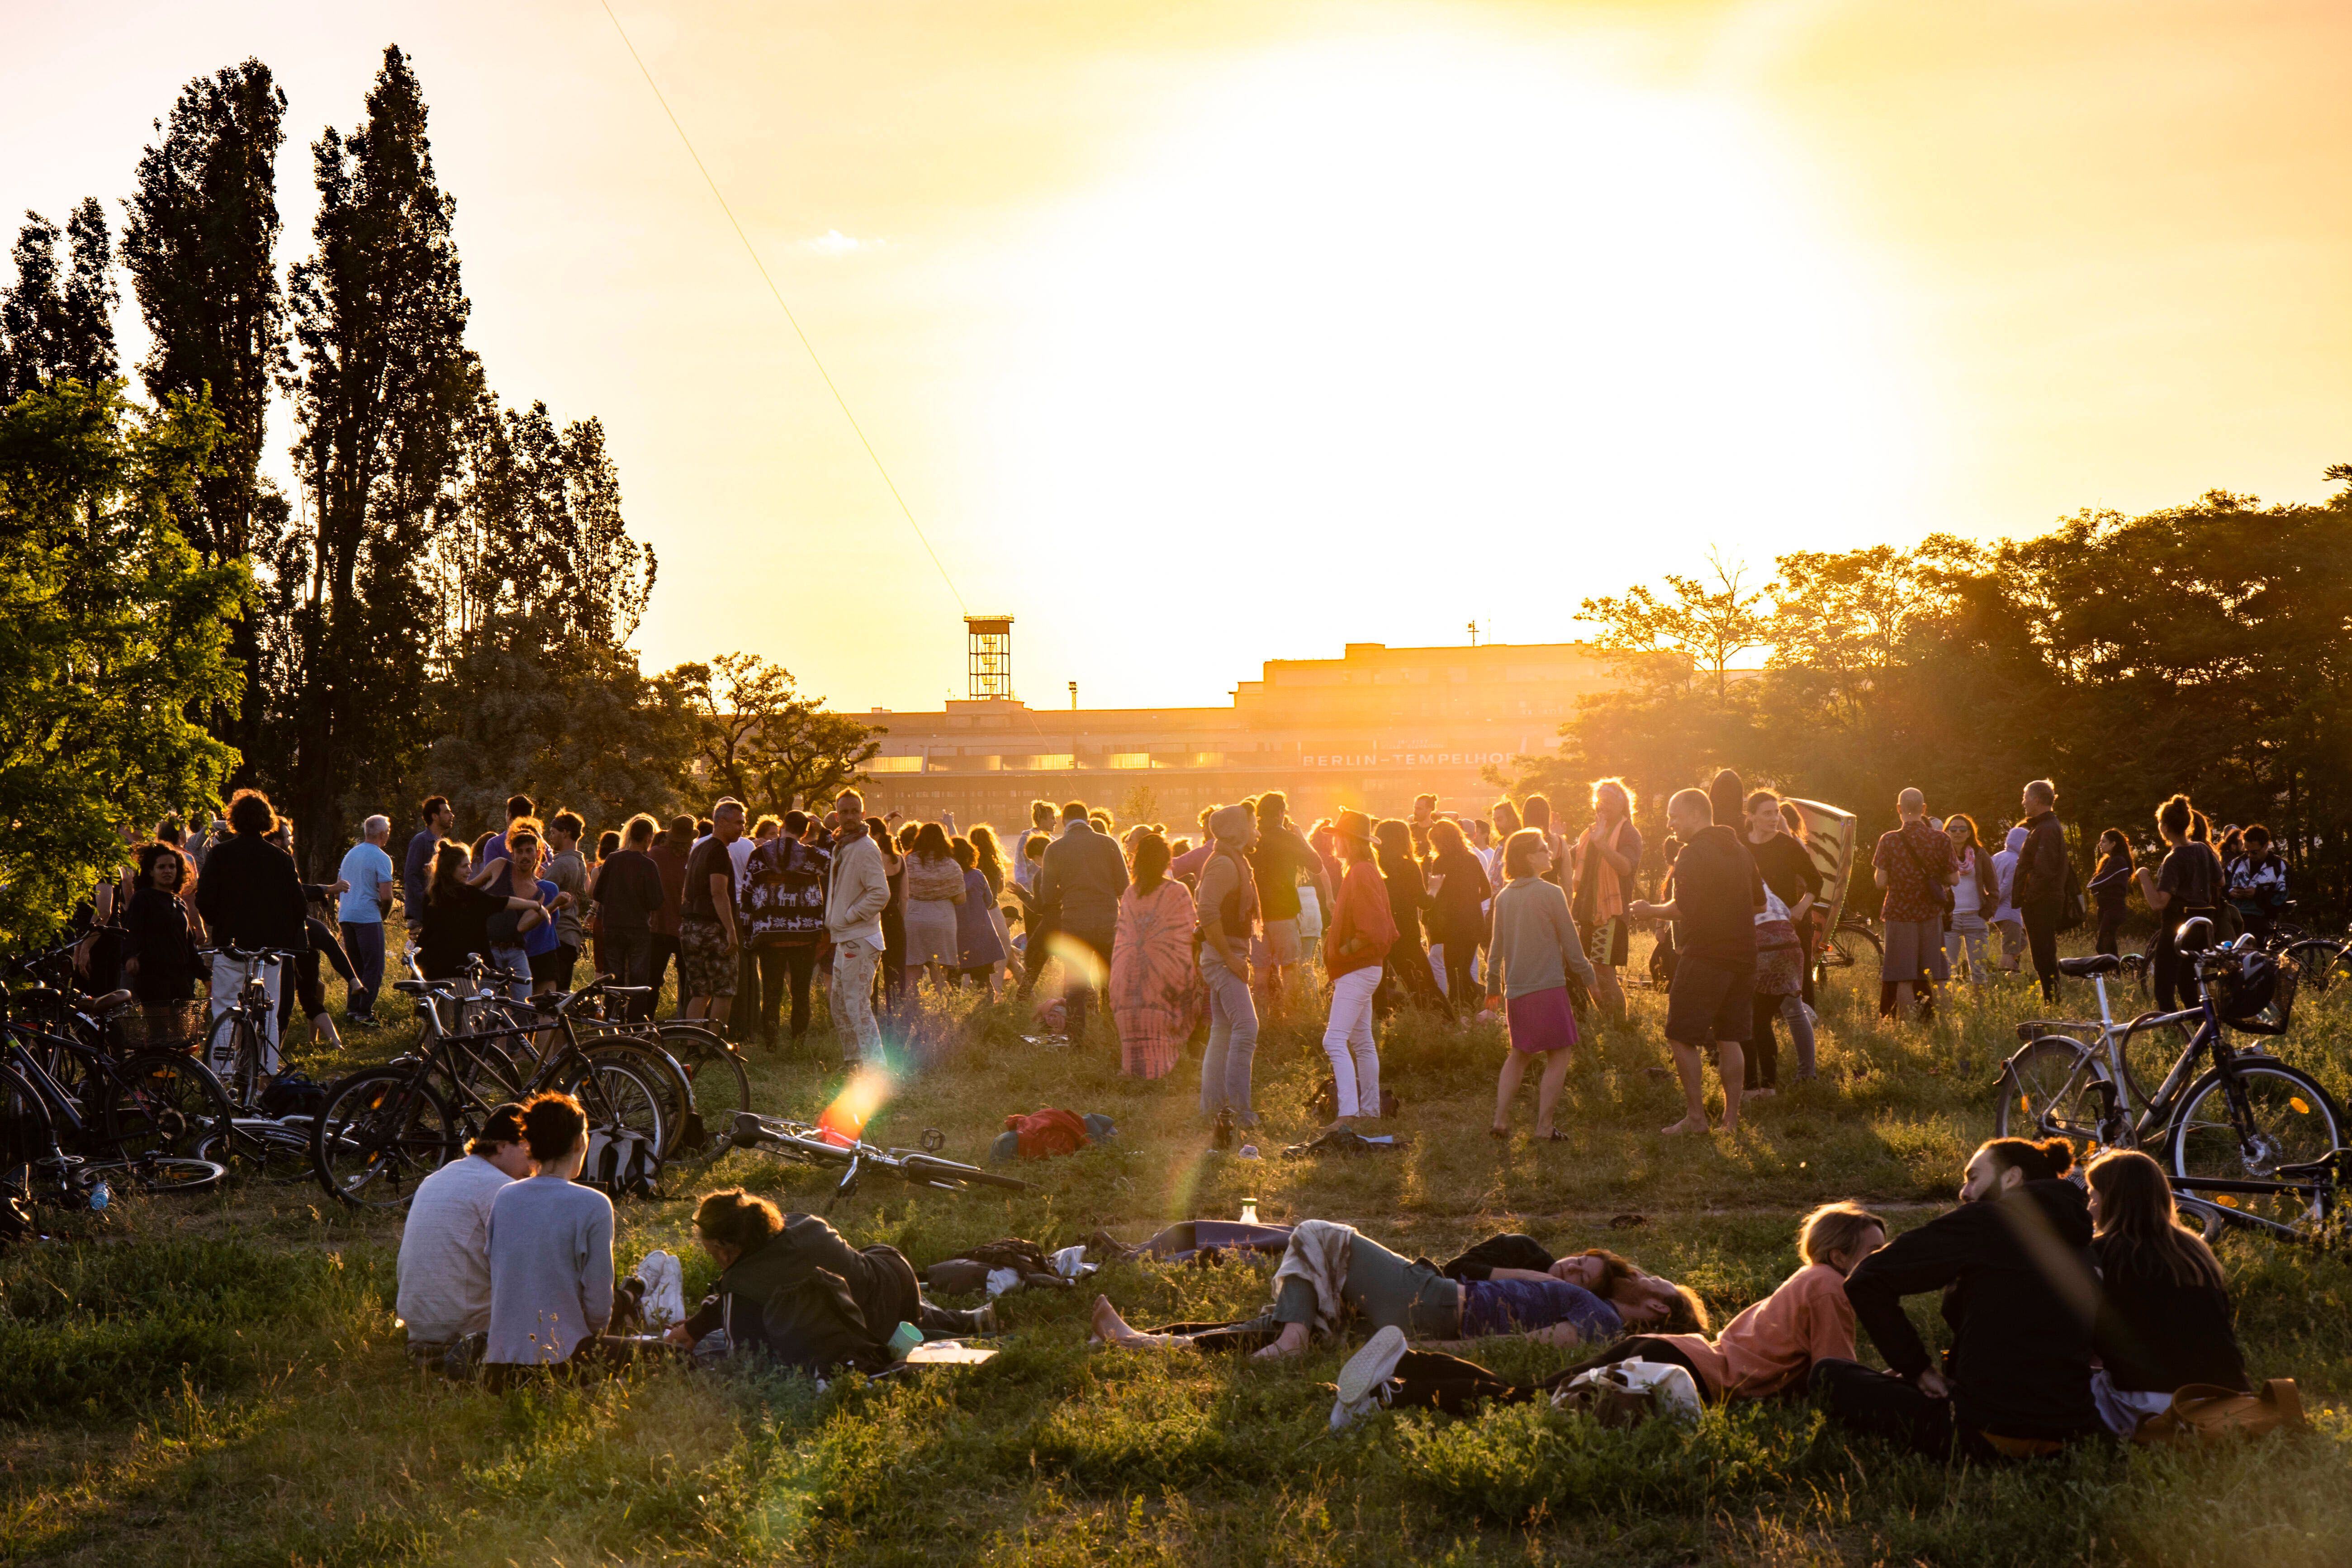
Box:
[0,45,876,937]
[1502,476,2352,915]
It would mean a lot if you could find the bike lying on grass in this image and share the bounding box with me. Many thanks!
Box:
[714,1111,1032,1212]
[1995,918,2347,1242]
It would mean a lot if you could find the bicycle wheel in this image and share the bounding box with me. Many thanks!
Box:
[1836,921,1883,959]
[202,1009,266,1111]
[312,1067,459,1208]
[657,1023,751,1136]
[98,1049,236,1166]
[81,1155,228,1194]
[897,1153,1033,1193]
[582,1040,695,1158]
[557,1058,664,1155]
[0,1058,58,1199]
[2169,1059,2344,1230]
[2278,942,2352,1024]
[1996,1037,2110,1146]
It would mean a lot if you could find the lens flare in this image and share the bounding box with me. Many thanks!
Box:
[818,1063,895,1145]
[1046,931,1108,991]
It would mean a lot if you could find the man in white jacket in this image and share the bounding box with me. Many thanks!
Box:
[825,789,891,1065]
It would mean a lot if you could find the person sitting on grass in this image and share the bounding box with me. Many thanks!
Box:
[1087,1220,1703,1357]
[2084,1148,2248,1435]
[662,1189,996,1373]
[1479,827,1599,1141]
[485,1093,614,1375]
[1811,1137,2103,1461]
[394,1102,535,1368]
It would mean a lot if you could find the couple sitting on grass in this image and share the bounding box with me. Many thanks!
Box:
[1089,1205,1878,1430]
[1091,1136,2251,1458]
[395,1093,988,1381]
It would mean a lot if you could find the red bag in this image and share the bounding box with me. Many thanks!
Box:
[1003,1108,1091,1160]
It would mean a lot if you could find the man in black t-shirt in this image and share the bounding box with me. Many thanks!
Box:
[678,800,746,1027]
[1629,787,1763,1136]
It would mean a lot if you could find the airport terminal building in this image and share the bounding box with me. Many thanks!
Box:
[853,630,1619,830]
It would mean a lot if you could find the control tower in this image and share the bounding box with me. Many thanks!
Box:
[964,616,1015,701]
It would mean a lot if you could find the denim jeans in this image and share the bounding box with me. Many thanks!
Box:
[1198,947,1260,1120]
[340,920,386,1018]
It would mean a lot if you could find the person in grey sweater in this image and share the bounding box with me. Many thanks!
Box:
[1479,829,1599,1140]
[486,1093,615,1371]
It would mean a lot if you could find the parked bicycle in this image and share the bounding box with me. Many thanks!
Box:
[1995,919,2344,1240]
[309,970,672,1207]
[0,984,232,1199]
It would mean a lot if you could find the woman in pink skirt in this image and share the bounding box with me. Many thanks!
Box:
[1480,828,1601,1140]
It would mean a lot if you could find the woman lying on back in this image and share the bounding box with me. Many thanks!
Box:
[2085,1149,2248,1435]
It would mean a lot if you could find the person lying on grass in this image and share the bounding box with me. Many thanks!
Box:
[1321,1201,1884,1428]
[1087,1219,1704,1358]
[661,1189,997,1374]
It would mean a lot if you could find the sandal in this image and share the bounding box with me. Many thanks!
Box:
[1487,1125,1508,1140]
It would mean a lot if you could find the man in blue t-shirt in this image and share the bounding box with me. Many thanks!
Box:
[338,815,397,1026]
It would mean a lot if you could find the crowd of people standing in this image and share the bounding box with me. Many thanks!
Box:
[66,761,2296,1148]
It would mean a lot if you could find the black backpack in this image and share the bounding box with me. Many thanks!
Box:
[582,1126,660,1199]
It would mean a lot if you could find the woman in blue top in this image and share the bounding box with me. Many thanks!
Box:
[486,824,568,1000]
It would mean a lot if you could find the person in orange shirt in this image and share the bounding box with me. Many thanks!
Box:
[1606,1201,1885,1401]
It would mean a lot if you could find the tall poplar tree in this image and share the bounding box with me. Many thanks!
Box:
[0,200,119,400]
[121,58,291,776]
[282,44,478,873]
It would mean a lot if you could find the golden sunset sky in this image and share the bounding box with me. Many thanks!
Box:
[8,0,2349,713]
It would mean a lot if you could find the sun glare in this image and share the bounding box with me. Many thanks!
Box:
[973,31,1929,681]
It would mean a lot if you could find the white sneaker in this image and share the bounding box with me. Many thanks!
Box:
[1329,1324,1407,1431]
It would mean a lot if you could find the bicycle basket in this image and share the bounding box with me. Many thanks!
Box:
[2219,949,2294,1035]
[113,1000,211,1051]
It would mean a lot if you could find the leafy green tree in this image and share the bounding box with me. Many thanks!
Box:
[0,200,119,400]
[281,45,479,875]
[1577,551,1768,700]
[419,615,695,833]
[121,58,292,777]
[0,381,245,944]
[673,653,880,818]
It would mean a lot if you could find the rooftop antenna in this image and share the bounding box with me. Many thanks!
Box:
[1467,620,1480,647]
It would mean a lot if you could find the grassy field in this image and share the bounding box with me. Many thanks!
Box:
[4,931,2351,1567]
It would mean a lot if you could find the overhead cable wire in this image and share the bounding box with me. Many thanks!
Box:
[597,0,969,613]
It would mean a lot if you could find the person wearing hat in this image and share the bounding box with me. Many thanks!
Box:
[1197,803,1264,1122]
[1321,808,1399,1128]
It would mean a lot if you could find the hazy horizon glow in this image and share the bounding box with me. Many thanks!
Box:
[5,0,2348,714]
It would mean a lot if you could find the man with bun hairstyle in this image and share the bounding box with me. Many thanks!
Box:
[395,1103,535,1366]
[1812,1137,2102,1460]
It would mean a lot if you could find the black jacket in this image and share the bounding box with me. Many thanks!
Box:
[2092,1237,2247,1394]
[2014,810,2070,913]
[121,887,202,1003]
[679,1215,920,1374]
[1843,1180,2102,1440]
[191,832,308,953]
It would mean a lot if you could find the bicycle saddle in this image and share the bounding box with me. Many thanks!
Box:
[2057,955,2121,977]
[76,989,134,1012]
[391,979,447,996]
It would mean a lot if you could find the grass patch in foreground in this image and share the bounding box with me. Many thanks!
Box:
[3,939,2350,1565]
